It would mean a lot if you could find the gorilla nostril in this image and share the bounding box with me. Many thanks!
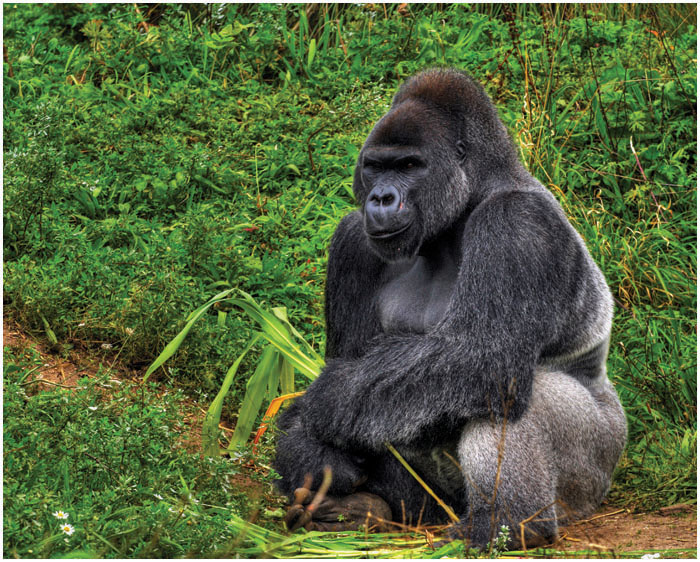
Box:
[366,185,401,218]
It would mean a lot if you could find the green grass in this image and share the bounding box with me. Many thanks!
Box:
[3,3,696,557]
[2,344,276,558]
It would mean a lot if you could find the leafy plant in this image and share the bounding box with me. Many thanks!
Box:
[144,290,323,455]
[3,347,256,558]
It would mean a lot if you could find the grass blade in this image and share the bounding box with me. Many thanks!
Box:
[202,334,262,457]
[251,391,305,451]
[384,442,460,523]
[227,344,280,451]
[143,288,236,383]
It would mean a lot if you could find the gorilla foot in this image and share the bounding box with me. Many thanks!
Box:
[285,489,393,532]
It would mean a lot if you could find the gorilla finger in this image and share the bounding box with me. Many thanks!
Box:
[308,496,340,519]
[284,504,312,532]
[293,487,313,506]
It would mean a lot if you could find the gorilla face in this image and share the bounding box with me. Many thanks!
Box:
[354,100,471,263]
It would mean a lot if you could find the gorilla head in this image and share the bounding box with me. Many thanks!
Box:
[353,68,520,262]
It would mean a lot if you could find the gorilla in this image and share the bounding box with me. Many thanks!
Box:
[273,68,627,549]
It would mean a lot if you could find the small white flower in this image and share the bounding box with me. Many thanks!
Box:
[88,406,98,411]
[53,510,69,519]
[61,523,75,536]
[641,555,661,560]
[154,494,163,500]
[100,343,113,350]
[78,323,86,327]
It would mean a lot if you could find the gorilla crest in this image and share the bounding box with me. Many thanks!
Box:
[274,68,627,549]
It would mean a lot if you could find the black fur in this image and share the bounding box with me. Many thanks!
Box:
[274,69,626,548]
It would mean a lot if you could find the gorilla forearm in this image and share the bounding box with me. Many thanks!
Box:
[303,335,538,451]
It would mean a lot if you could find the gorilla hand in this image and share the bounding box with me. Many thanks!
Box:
[285,488,393,532]
[300,358,372,450]
[275,398,368,497]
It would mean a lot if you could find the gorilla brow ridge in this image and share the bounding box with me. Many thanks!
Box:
[372,99,448,148]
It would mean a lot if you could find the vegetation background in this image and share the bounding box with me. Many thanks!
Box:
[3,3,696,558]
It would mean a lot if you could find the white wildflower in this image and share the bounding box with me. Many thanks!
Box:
[53,510,69,520]
[61,523,75,536]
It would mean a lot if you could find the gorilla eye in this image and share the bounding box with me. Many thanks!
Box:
[364,160,382,172]
[399,159,420,170]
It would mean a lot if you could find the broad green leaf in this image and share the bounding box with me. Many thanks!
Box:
[307,38,317,68]
[271,306,322,362]
[266,353,282,403]
[39,314,58,345]
[279,355,295,396]
[232,293,323,378]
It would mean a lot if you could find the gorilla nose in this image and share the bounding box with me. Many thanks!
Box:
[365,185,408,236]
[369,189,397,208]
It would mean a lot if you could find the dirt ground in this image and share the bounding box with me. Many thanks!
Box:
[557,504,696,556]
[3,319,697,557]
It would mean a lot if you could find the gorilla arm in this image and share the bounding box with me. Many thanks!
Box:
[324,211,387,360]
[274,211,388,496]
[303,190,594,452]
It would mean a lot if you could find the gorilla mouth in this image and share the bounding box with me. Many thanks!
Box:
[367,222,411,240]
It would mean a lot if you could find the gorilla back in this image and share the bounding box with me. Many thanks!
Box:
[274,68,627,548]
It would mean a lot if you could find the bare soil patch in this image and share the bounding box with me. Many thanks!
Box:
[3,317,140,389]
[557,504,696,557]
[3,317,697,557]
[2,317,207,452]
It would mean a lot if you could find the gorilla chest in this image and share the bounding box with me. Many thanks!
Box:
[377,255,458,334]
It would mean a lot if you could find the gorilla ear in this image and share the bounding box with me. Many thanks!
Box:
[456,140,467,163]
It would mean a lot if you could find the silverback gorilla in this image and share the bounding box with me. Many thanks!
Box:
[274,68,627,548]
